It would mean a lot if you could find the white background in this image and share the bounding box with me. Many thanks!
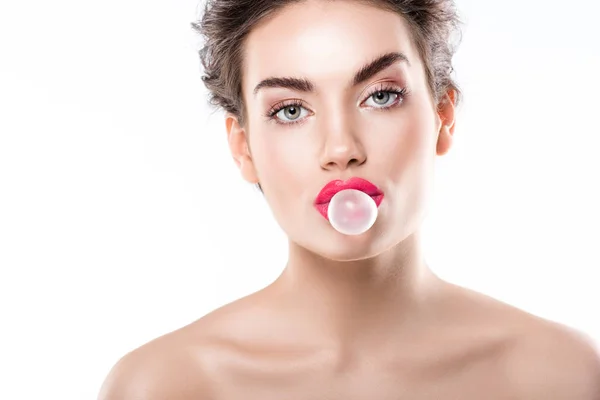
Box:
[1,0,599,398]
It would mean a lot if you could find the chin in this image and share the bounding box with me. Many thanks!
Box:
[305,223,394,262]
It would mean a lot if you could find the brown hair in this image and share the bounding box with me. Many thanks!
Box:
[191,0,463,128]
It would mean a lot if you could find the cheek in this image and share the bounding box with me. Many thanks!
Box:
[368,109,436,180]
[251,133,312,199]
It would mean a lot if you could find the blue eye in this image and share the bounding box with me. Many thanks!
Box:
[266,100,309,126]
[265,85,408,126]
[362,85,408,109]
[274,103,310,123]
[365,91,397,107]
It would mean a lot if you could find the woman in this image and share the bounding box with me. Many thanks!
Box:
[98,0,600,398]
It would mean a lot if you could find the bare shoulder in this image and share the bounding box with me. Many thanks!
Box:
[504,318,600,399]
[96,326,218,400]
[451,283,600,398]
[96,293,268,400]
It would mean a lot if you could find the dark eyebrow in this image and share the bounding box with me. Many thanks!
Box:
[252,51,410,97]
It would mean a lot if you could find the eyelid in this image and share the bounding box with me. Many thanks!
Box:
[264,99,311,126]
[266,82,408,125]
[266,98,307,117]
[267,82,405,113]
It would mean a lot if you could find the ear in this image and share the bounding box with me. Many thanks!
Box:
[436,89,457,156]
[225,112,259,184]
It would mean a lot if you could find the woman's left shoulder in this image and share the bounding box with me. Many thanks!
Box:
[504,318,600,399]
[444,282,600,398]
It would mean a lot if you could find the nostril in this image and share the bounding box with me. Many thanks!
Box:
[321,155,366,171]
[348,157,366,167]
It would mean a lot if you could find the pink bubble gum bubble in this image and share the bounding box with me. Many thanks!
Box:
[327,189,378,235]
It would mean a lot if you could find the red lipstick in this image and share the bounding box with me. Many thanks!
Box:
[314,177,384,220]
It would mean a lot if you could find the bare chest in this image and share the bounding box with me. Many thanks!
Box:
[206,356,517,400]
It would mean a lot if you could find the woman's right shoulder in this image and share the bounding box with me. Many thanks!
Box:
[95,304,245,400]
[97,292,273,399]
[96,326,219,400]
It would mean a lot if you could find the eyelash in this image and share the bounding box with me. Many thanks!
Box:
[265,83,409,126]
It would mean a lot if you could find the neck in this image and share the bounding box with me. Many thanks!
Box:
[270,230,445,350]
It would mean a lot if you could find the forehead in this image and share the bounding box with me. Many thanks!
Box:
[242,0,420,98]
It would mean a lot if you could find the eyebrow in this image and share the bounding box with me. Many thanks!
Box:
[252,51,410,97]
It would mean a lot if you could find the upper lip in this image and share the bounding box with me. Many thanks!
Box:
[315,177,383,205]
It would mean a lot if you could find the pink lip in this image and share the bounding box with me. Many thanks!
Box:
[314,177,384,220]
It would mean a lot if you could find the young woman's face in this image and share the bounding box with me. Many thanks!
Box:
[227,0,455,261]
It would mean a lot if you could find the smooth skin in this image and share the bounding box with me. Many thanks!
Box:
[98,1,600,398]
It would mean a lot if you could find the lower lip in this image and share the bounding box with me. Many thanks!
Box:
[314,194,384,221]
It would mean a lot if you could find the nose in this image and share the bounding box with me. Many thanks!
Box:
[318,123,367,171]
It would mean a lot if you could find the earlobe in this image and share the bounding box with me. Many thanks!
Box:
[436,125,454,156]
[436,90,457,156]
[225,113,259,184]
